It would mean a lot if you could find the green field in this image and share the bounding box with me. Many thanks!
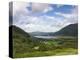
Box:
[14,48,77,58]
[13,36,78,58]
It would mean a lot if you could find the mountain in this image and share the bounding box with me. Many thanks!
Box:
[53,23,78,36]
[9,25,32,43]
[9,25,32,57]
[29,32,52,36]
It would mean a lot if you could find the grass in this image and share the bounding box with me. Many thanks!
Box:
[13,48,78,58]
[13,36,78,58]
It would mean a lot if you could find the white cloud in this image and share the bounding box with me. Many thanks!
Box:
[32,3,49,12]
[14,13,76,32]
[13,2,30,16]
[23,24,59,32]
[13,14,69,32]
[43,6,54,13]
[54,7,78,24]
[56,4,64,8]
[31,3,54,13]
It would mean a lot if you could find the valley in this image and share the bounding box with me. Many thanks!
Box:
[10,23,78,58]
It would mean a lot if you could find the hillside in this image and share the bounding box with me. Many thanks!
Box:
[53,24,78,36]
[9,25,33,57]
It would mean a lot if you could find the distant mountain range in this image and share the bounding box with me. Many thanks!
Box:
[30,23,78,36]
[29,32,51,36]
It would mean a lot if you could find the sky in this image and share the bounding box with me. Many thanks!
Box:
[10,2,78,32]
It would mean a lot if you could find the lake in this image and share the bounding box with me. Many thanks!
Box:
[34,36,58,39]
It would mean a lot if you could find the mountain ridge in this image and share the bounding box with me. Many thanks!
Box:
[53,23,78,36]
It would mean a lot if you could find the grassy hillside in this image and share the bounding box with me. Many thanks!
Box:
[10,25,33,57]
[53,24,78,36]
[10,25,78,58]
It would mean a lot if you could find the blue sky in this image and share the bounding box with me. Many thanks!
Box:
[12,2,78,32]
